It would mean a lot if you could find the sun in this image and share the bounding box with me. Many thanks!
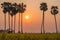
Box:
[23,14,32,21]
[25,15,30,19]
[23,14,32,22]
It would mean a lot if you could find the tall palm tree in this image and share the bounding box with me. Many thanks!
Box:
[12,3,18,33]
[20,3,26,34]
[40,2,48,33]
[1,2,12,33]
[9,6,14,33]
[1,2,9,32]
[17,3,21,33]
[18,3,26,33]
[51,6,58,33]
[6,2,11,33]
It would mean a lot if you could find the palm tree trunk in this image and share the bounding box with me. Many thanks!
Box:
[21,13,23,34]
[43,11,45,33]
[14,15,16,33]
[41,15,43,34]
[41,22,43,34]
[54,15,58,33]
[18,13,20,33]
[11,16,13,33]
[4,14,6,32]
[8,13,10,32]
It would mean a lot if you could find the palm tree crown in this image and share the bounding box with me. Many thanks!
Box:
[51,6,58,15]
[11,3,18,15]
[1,2,11,13]
[40,2,48,11]
[17,3,26,13]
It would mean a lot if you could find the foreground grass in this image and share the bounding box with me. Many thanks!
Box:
[0,33,60,40]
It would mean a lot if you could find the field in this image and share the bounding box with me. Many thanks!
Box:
[0,33,60,40]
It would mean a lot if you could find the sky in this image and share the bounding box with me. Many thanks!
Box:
[0,0,60,33]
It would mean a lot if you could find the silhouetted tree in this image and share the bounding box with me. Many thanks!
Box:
[7,3,11,33]
[18,3,26,33]
[12,3,18,33]
[1,2,12,33]
[9,6,14,33]
[1,2,9,32]
[40,2,48,33]
[51,6,58,33]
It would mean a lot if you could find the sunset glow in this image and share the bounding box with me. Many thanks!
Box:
[25,15,30,19]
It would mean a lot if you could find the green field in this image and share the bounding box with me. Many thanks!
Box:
[0,33,60,40]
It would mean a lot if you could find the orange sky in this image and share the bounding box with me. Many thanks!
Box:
[0,0,60,33]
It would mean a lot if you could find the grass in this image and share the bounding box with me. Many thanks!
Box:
[0,33,60,40]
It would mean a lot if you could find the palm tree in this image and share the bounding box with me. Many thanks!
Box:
[9,6,14,33]
[20,3,26,34]
[1,2,9,32]
[17,3,21,33]
[12,3,18,33]
[40,2,48,33]
[1,2,12,33]
[6,2,11,33]
[18,3,26,33]
[51,6,58,33]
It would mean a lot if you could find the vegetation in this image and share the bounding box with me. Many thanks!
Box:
[0,33,59,40]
